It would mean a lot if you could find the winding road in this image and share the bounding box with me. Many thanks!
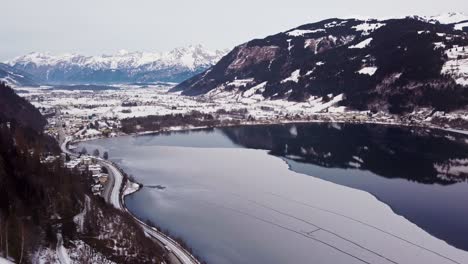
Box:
[100,160,199,264]
[61,137,199,264]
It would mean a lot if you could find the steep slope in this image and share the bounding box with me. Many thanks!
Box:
[0,63,38,87]
[0,82,46,132]
[173,15,468,114]
[8,45,227,84]
[0,83,164,263]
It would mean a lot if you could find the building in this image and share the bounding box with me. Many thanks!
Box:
[88,164,102,175]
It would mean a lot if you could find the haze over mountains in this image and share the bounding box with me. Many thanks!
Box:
[173,13,468,114]
[5,45,227,85]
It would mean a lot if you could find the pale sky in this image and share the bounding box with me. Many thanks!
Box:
[1,0,467,60]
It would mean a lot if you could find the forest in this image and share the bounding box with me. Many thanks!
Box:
[0,82,165,263]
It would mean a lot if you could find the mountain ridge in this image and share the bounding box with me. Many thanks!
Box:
[0,63,38,87]
[7,45,227,84]
[173,14,468,114]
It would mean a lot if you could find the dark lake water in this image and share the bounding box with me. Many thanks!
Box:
[77,123,468,263]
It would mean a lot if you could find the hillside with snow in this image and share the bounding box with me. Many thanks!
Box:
[0,63,38,86]
[173,13,468,114]
[7,45,227,84]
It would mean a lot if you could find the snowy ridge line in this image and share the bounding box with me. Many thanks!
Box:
[7,45,227,72]
[266,192,463,264]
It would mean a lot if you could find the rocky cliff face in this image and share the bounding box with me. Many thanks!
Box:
[173,15,468,114]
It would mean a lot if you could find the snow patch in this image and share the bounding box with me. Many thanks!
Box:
[73,195,90,233]
[358,66,378,76]
[427,12,468,24]
[441,46,468,85]
[281,70,301,83]
[352,22,385,35]
[56,234,71,264]
[243,81,267,98]
[123,180,140,196]
[226,78,254,88]
[349,38,373,49]
[0,257,14,264]
[455,22,468,31]
[287,29,326,37]
[324,21,348,28]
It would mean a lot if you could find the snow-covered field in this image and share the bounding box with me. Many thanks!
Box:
[442,45,468,85]
[16,84,354,122]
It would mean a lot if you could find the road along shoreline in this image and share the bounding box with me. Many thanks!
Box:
[62,139,200,264]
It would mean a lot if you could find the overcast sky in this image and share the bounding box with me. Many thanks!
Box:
[1,0,467,60]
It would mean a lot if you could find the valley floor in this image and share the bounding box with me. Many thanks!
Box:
[13,84,468,142]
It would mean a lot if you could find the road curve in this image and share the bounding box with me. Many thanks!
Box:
[97,159,199,264]
[100,161,121,209]
[62,138,199,264]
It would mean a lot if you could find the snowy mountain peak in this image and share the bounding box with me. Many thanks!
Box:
[6,45,228,84]
[425,12,468,24]
[7,45,226,71]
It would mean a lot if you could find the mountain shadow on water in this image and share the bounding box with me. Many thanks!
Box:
[220,123,468,185]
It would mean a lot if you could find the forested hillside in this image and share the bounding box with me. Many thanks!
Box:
[0,83,164,263]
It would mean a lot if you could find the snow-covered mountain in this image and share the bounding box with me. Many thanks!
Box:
[7,45,227,84]
[173,13,468,114]
[424,12,468,24]
[0,63,38,86]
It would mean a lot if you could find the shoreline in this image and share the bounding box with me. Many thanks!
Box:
[64,141,200,264]
[66,120,468,263]
[72,118,468,145]
[113,138,468,263]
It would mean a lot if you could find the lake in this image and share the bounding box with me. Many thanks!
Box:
[77,123,468,264]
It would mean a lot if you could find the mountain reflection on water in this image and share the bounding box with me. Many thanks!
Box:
[220,123,468,185]
[218,123,468,250]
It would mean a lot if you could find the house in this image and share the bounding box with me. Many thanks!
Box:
[82,156,92,165]
[65,159,81,169]
[91,184,102,192]
[98,174,109,184]
[88,164,102,175]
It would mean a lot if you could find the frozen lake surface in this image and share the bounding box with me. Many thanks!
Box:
[78,124,468,264]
